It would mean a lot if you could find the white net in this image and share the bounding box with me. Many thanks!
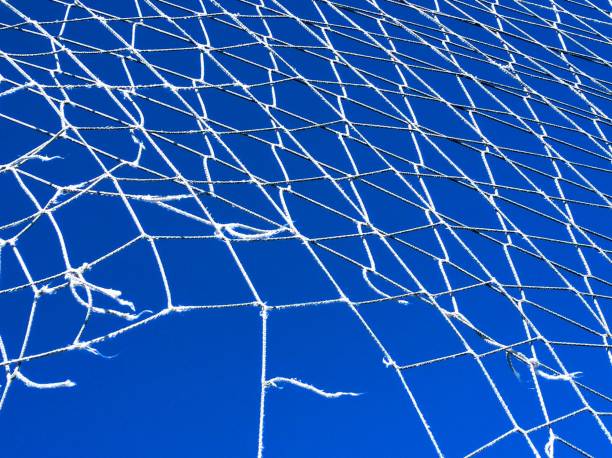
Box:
[0,0,610,455]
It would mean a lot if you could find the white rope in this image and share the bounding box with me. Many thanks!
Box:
[0,0,610,456]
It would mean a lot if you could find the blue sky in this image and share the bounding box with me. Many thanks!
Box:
[0,0,610,456]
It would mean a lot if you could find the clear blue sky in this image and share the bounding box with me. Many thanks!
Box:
[0,0,610,456]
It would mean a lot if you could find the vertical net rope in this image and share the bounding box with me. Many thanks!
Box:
[0,0,610,455]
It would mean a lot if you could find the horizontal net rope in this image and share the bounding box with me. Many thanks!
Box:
[0,0,610,455]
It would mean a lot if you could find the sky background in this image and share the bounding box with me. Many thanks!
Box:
[0,0,610,456]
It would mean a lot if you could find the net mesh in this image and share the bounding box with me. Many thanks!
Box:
[0,0,610,455]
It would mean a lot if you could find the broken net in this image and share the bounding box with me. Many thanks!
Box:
[0,0,610,455]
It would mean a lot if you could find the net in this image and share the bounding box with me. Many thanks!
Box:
[0,0,610,455]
